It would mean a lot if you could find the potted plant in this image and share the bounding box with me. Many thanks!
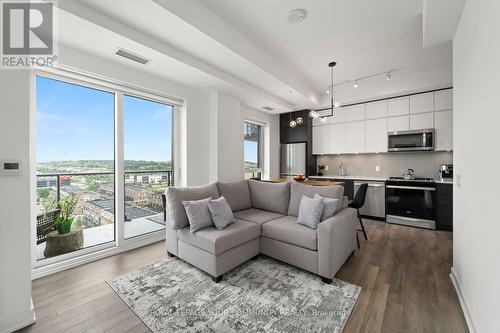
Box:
[42,193,84,258]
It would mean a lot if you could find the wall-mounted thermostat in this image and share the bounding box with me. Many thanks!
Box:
[0,160,22,176]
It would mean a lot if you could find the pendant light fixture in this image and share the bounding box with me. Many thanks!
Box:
[310,61,337,120]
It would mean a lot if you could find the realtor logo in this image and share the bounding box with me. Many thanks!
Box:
[1,0,57,68]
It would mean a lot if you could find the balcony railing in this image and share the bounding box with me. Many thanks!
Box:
[36,170,172,251]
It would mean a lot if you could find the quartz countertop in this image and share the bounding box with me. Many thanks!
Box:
[308,175,388,182]
[309,175,454,184]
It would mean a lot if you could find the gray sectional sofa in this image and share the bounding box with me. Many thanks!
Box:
[165,179,357,283]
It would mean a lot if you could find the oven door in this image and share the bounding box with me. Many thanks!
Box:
[386,185,436,221]
[388,130,434,152]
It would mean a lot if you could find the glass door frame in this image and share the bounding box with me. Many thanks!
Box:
[31,67,181,277]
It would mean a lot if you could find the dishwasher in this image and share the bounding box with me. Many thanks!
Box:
[353,181,386,219]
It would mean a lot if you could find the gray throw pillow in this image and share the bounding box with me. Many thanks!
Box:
[297,195,325,229]
[314,193,339,221]
[208,196,235,230]
[182,197,213,233]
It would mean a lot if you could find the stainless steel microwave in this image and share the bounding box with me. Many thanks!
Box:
[388,129,434,152]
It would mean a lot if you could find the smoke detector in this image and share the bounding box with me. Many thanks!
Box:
[287,9,307,24]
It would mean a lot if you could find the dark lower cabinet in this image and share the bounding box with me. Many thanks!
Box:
[436,183,453,231]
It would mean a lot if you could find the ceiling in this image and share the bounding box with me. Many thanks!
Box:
[55,0,457,113]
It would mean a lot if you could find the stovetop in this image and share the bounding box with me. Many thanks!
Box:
[388,177,435,183]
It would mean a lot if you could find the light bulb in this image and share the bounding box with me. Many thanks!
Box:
[386,72,392,81]
[289,120,297,128]
[309,110,320,119]
[320,117,327,122]
[353,80,359,88]
[296,117,303,125]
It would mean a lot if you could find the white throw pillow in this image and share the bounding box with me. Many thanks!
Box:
[182,197,213,233]
[208,196,235,230]
[314,193,340,221]
[297,195,325,229]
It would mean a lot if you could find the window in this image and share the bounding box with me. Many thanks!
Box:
[123,95,173,239]
[34,72,177,267]
[36,76,116,261]
[244,121,263,179]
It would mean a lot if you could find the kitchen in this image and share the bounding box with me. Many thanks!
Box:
[280,88,453,231]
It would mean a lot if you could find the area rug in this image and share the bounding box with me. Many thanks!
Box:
[107,256,361,333]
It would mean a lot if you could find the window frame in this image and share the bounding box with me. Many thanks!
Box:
[31,67,182,276]
[243,120,265,173]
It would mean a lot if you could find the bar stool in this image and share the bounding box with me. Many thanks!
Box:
[348,183,368,248]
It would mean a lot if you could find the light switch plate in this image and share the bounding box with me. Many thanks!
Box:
[457,174,462,187]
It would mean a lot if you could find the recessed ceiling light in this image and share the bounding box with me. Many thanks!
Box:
[262,106,275,111]
[287,9,307,24]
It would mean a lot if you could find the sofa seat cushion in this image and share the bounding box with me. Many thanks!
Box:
[233,208,284,225]
[177,219,260,255]
[261,216,317,251]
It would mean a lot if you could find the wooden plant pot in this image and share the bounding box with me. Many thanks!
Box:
[44,229,84,258]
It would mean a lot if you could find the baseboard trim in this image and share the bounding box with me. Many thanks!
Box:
[0,299,36,333]
[450,267,477,333]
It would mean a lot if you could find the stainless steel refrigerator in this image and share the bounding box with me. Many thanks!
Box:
[281,143,306,178]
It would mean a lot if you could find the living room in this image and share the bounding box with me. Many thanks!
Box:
[0,0,498,332]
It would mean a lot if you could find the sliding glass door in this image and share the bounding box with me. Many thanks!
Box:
[123,95,173,239]
[35,76,115,261]
[35,73,176,266]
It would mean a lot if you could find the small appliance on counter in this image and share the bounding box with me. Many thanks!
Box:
[439,164,453,180]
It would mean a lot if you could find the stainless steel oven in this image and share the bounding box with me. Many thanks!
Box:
[388,129,434,152]
[385,179,436,229]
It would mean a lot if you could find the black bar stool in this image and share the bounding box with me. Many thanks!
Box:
[348,183,368,248]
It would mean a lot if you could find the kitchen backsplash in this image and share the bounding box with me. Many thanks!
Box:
[316,151,453,179]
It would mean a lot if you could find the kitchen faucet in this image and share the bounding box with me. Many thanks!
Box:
[339,161,346,176]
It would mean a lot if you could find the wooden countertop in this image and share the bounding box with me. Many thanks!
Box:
[265,178,345,186]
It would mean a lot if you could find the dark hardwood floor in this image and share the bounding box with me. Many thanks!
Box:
[19,220,468,333]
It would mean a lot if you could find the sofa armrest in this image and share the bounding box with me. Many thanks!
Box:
[317,207,357,279]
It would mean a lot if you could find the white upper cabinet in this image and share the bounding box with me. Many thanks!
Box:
[329,123,346,154]
[346,121,366,153]
[435,110,453,150]
[365,118,388,153]
[388,115,410,132]
[410,92,434,114]
[346,104,366,122]
[365,100,388,119]
[312,125,328,155]
[435,89,453,111]
[410,112,434,130]
[388,96,409,117]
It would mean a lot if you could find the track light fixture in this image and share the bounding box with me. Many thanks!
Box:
[353,80,359,88]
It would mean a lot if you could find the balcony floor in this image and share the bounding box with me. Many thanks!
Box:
[36,214,165,261]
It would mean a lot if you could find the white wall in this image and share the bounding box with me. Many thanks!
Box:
[208,92,280,182]
[453,1,500,332]
[0,71,36,332]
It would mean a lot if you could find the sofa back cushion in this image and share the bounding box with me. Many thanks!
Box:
[248,180,290,215]
[166,183,220,229]
[216,180,251,212]
[288,182,344,217]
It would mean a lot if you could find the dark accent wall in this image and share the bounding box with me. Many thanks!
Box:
[280,110,317,176]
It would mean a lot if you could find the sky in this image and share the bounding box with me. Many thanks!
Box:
[37,75,258,164]
[36,76,172,163]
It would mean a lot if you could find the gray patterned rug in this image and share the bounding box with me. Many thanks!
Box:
[107,256,361,333]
